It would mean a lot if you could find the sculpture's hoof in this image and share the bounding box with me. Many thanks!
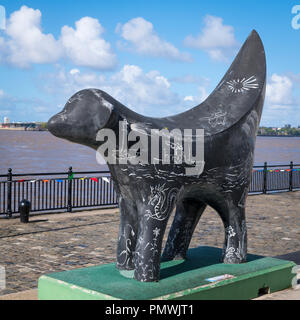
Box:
[173,253,187,261]
[134,271,159,282]
[223,256,246,264]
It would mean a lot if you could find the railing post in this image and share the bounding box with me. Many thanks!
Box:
[289,161,293,192]
[6,168,12,218]
[67,166,73,212]
[263,162,267,194]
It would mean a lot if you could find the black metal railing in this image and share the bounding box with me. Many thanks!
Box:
[251,161,300,194]
[0,167,118,217]
[1,162,299,217]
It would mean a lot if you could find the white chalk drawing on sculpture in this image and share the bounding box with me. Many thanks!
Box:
[226,76,259,93]
[118,224,135,268]
[203,111,227,128]
[226,226,236,238]
[145,184,178,221]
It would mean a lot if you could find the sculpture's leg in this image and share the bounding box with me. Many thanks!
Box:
[216,193,247,264]
[134,216,169,282]
[116,196,138,270]
[161,199,207,261]
[133,189,177,282]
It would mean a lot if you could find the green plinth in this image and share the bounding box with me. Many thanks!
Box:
[38,246,296,300]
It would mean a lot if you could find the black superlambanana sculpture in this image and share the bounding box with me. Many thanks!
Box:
[48,30,266,282]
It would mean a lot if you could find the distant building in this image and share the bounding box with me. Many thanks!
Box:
[3,117,9,124]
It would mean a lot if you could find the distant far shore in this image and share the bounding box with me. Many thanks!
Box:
[0,127,26,131]
[0,127,47,131]
[1,128,300,136]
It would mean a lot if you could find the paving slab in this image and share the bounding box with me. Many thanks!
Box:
[0,289,38,300]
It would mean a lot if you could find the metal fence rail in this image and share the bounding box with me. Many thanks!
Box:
[1,162,299,217]
[0,167,118,217]
[251,161,300,194]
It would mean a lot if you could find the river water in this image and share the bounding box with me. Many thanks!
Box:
[0,130,299,174]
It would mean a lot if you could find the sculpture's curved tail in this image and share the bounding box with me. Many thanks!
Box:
[156,30,266,136]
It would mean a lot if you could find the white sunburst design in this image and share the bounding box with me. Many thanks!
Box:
[226,76,259,93]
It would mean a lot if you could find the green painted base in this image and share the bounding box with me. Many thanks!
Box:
[38,246,296,300]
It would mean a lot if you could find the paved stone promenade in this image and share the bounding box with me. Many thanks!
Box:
[0,191,299,296]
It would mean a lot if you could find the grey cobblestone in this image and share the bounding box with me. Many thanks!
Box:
[0,192,299,295]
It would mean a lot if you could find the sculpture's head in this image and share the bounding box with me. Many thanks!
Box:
[47,89,114,148]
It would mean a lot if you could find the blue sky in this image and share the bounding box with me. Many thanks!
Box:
[0,0,299,126]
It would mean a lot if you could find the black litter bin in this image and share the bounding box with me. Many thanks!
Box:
[19,200,31,223]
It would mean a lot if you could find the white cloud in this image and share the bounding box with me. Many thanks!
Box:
[182,87,208,106]
[117,17,192,62]
[60,17,116,69]
[266,74,293,105]
[184,15,238,61]
[42,64,216,117]
[43,65,181,115]
[0,6,116,69]
[109,65,178,109]
[184,96,194,102]
[4,6,62,67]
[260,74,299,126]
[69,68,80,75]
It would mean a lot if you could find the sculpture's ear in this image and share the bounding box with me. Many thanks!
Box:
[176,30,266,136]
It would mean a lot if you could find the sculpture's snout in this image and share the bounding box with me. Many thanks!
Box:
[47,112,71,139]
[47,116,56,134]
[47,89,115,146]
